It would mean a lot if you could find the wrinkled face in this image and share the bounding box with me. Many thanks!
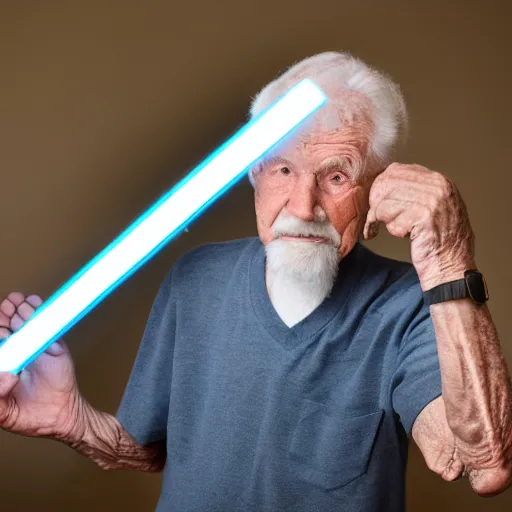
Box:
[253,124,374,261]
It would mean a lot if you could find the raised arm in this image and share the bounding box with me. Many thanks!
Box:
[364,163,512,495]
[413,300,512,496]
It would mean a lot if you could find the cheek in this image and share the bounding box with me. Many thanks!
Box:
[254,187,288,244]
[325,186,367,233]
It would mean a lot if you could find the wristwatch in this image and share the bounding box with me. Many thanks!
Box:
[423,270,489,306]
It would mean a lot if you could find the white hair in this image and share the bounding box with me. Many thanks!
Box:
[248,51,408,186]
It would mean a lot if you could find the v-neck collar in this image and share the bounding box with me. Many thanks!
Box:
[248,238,362,349]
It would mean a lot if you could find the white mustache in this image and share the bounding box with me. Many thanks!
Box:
[271,214,341,247]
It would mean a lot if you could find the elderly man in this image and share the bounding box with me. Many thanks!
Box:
[0,52,511,512]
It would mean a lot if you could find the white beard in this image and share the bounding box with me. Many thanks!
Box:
[265,238,340,327]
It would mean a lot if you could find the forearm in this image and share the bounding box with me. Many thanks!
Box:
[431,299,512,475]
[61,397,166,472]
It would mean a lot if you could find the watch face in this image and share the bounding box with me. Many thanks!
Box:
[465,271,489,304]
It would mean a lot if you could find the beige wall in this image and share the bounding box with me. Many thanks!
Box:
[1,0,511,509]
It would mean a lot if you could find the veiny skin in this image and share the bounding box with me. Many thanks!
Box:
[362,163,512,496]
[254,129,512,496]
[0,292,165,471]
[0,120,511,494]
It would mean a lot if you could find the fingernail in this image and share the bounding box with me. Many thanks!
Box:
[368,222,380,239]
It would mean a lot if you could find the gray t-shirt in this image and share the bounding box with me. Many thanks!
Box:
[116,237,442,512]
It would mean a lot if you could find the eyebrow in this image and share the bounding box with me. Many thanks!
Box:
[257,155,292,170]
[315,156,348,175]
[255,155,358,179]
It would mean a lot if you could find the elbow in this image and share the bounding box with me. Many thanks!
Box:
[469,464,512,497]
[463,423,512,496]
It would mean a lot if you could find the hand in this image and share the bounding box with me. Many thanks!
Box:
[0,292,82,441]
[363,163,476,290]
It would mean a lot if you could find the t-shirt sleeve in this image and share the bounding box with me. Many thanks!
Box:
[391,287,443,436]
[116,268,176,446]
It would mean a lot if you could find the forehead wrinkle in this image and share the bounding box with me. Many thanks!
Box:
[305,143,366,181]
[301,128,370,150]
[254,130,368,180]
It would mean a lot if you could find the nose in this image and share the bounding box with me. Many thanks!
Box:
[286,175,320,222]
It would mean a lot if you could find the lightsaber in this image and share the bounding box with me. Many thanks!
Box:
[0,79,326,374]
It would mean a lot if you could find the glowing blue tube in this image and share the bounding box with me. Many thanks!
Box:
[0,79,326,374]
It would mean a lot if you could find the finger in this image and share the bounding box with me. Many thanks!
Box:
[368,177,391,209]
[385,210,413,239]
[6,292,25,308]
[375,198,410,224]
[10,313,24,332]
[0,298,15,317]
[363,208,379,240]
[380,183,440,207]
[17,302,36,322]
[371,171,443,209]
[365,197,414,240]
[0,372,19,398]
[26,295,43,308]
[0,327,12,340]
[0,311,11,329]
[45,340,67,356]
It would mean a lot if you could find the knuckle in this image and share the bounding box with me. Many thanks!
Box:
[374,170,389,186]
[7,292,25,305]
[0,311,11,327]
[10,314,24,331]
[418,206,433,225]
[0,299,15,317]
[26,295,43,307]
[369,180,385,204]
[426,193,438,212]
[17,302,35,320]
[386,162,401,172]
[433,173,453,199]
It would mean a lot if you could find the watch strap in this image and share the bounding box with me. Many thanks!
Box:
[424,279,468,306]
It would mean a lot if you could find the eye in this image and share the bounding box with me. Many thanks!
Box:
[331,173,345,183]
[280,166,291,175]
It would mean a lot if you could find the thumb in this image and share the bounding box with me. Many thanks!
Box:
[45,339,69,357]
[363,208,380,240]
[0,372,19,398]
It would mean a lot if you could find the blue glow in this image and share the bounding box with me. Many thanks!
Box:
[0,79,327,374]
